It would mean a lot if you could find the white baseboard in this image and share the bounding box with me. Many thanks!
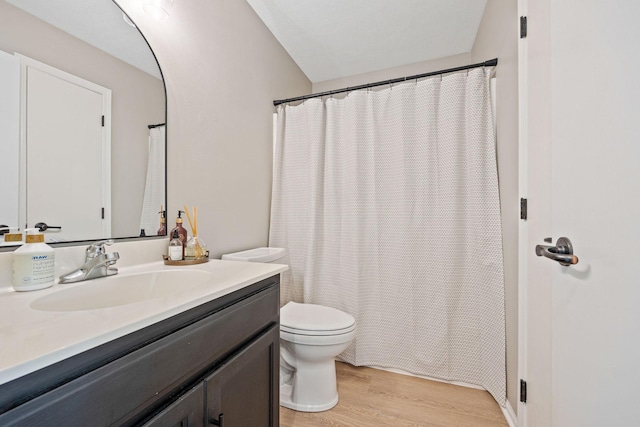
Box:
[502,400,518,427]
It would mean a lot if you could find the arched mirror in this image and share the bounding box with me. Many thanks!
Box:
[0,0,166,245]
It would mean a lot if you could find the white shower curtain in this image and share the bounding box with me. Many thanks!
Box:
[269,68,506,405]
[139,125,166,235]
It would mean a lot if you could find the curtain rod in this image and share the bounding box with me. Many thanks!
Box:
[273,58,498,106]
[148,123,166,129]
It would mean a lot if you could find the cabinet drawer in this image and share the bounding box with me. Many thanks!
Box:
[0,284,279,426]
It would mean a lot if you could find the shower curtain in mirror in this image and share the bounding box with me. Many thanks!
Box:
[269,68,506,405]
[139,125,166,235]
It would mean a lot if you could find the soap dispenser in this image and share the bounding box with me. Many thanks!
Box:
[169,210,188,251]
[157,207,167,236]
[2,227,23,244]
[12,228,55,291]
[168,230,183,261]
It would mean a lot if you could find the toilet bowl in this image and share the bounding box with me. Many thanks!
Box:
[220,248,356,412]
[279,301,356,412]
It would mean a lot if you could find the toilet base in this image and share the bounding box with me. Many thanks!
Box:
[280,383,339,412]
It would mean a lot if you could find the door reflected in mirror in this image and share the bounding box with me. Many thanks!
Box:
[0,0,166,245]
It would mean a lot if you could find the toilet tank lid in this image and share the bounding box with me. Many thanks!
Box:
[281,302,355,332]
[221,247,286,263]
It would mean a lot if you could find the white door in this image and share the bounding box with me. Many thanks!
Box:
[523,1,640,426]
[21,57,111,242]
[0,51,20,229]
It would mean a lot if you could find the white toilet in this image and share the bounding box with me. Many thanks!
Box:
[221,247,356,412]
[279,301,355,412]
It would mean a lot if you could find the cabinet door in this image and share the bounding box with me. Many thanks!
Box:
[205,325,279,427]
[143,383,204,427]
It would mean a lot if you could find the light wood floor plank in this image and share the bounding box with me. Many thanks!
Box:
[280,362,508,427]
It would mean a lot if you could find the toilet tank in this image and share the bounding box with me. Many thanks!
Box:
[221,247,286,263]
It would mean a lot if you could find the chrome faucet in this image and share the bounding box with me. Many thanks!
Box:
[58,239,120,284]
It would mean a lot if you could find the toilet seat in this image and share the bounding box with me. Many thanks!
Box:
[280,323,356,336]
[280,302,355,336]
[280,327,356,346]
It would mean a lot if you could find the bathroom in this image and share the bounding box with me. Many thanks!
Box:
[0,0,638,425]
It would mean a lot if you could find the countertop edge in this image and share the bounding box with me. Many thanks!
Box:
[0,261,287,385]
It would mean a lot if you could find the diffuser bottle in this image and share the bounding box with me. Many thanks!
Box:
[185,236,207,260]
[12,228,55,291]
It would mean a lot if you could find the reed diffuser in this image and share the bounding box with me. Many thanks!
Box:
[183,205,207,259]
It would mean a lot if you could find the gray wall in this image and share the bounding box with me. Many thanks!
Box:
[120,0,517,412]
[313,1,519,414]
[0,1,165,238]
[116,0,311,257]
[313,53,471,92]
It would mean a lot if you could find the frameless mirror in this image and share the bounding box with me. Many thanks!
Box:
[0,0,166,245]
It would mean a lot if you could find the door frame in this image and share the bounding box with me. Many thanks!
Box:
[517,0,558,425]
[517,0,541,423]
[16,54,112,238]
[517,0,528,425]
[0,51,20,230]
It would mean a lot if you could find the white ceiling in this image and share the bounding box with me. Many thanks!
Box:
[6,0,162,79]
[247,0,487,83]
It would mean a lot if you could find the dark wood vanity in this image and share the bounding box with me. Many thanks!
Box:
[0,276,280,426]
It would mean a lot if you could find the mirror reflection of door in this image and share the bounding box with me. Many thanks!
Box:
[0,50,20,231]
[21,56,111,242]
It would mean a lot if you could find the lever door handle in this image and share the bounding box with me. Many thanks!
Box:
[34,222,62,232]
[535,237,579,266]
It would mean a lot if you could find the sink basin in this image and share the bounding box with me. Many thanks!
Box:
[30,269,213,312]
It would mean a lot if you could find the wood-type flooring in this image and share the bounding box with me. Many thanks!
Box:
[280,362,509,427]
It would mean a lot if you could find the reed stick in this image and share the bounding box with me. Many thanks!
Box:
[193,206,198,236]
[183,205,195,234]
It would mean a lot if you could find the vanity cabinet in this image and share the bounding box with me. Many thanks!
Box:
[144,326,279,427]
[0,276,280,427]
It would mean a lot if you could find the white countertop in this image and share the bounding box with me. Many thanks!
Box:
[0,259,287,386]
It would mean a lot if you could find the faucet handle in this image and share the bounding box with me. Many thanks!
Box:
[86,239,114,258]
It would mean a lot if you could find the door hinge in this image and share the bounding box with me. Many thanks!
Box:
[101,115,105,127]
[520,16,528,38]
[520,379,527,403]
[101,207,105,219]
[520,198,528,220]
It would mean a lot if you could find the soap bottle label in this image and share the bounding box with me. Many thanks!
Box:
[13,253,55,288]
[169,245,182,261]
